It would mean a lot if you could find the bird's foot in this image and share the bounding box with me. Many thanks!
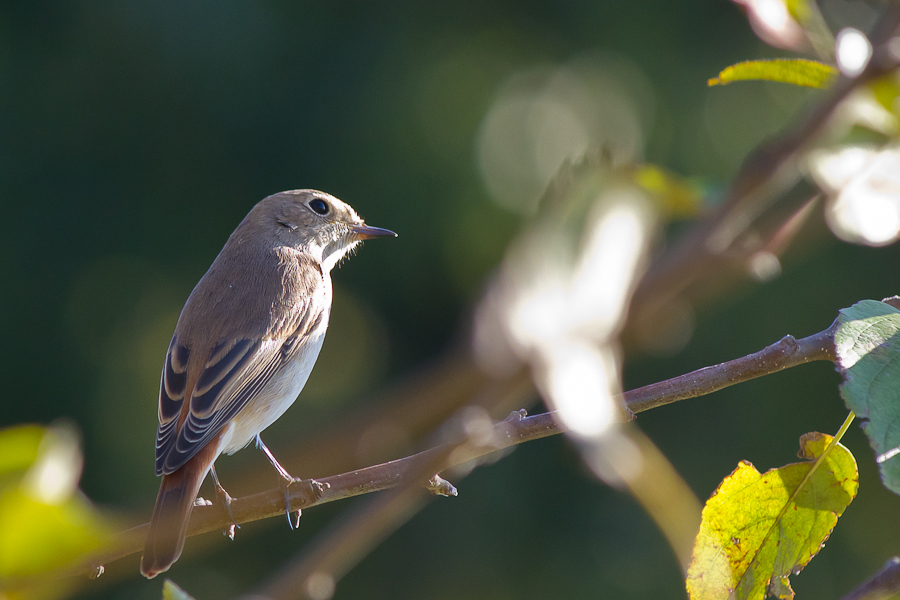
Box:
[278,476,330,529]
[210,466,240,540]
[255,434,311,529]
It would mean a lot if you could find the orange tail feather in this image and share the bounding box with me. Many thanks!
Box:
[140,445,218,578]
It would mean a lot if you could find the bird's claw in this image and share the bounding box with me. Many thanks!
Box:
[280,476,298,529]
[280,477,329,530]
[210,467,240,539]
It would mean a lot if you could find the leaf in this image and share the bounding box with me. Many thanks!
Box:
[0,489,110,578]
[836,299,900,493]
[808,146,900,247]
[708,59,837,88]
[784,0,812,22]
[686,433,858,600]
[633,165,704,218]
[0,423,113,598]
[163,580,198,600]
[0,425,45,476]
[869,75,900,117]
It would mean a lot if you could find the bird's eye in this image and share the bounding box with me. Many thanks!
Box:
[309,199,330,215]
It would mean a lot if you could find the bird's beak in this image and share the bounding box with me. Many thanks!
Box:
[351,224,397,240]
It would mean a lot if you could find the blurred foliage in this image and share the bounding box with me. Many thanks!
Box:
[0,424,113,599]
[0,0,899,599]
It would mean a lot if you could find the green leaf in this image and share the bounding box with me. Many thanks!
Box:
[0,425,45,477]
[0,423,113,595]
[708,59,837,89]
[785,0,812,22]
[836,299,900,493]
[163,580,198,600]
[869,75,900,120]
[633,165,704,218]
[686,433,858,600]
[0,489,110,578]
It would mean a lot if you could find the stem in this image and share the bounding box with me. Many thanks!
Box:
[833,411,856,446]
[783,410,856,519]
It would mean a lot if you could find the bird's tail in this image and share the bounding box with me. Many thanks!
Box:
[140,447,217,578]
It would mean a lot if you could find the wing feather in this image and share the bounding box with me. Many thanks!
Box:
[155,298,322,475]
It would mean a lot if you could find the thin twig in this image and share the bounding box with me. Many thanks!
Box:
[624,320,838,413]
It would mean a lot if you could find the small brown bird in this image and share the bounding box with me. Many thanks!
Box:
[140,190,395,578]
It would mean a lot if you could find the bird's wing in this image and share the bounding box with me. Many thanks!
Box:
[154,299,324,476]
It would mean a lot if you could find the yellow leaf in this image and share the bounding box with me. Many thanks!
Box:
[634,165,703,218]
[0,424,114,599]
[784,0,812,22]
[0,425,44,476]
[686,432,858,600]
[708,59,837,89]
[870,75,900,116]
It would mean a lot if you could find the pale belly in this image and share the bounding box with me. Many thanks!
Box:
[217,325,327,455]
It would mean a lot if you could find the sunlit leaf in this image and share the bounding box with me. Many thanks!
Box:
[784,0,812,23]
[836,299,900,493]
[0,425,44,476]
[870,75,900,117]
[163,580,198,600]
[708,59,837,88]
[0,490,110,578]
[0,424,113,596]
[686,433,858,600]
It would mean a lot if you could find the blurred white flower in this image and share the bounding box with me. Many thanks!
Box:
[734,0,809,51]
[836,28,872,77]
[475,170,655,437]
[21,423,83,505]
[809,145,900,246]
[537,339,620,438]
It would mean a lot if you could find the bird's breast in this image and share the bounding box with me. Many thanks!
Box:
[218,318,329,455]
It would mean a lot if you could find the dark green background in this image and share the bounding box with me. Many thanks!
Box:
[2,1,897,598]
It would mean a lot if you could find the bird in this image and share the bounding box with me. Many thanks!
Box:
[140,189,395,578]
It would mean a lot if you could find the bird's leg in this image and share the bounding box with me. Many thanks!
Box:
[210,465,239,540]
[255,434,303,529]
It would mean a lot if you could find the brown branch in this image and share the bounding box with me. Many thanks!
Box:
[624,320,838,414]
[88,321,837,573]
